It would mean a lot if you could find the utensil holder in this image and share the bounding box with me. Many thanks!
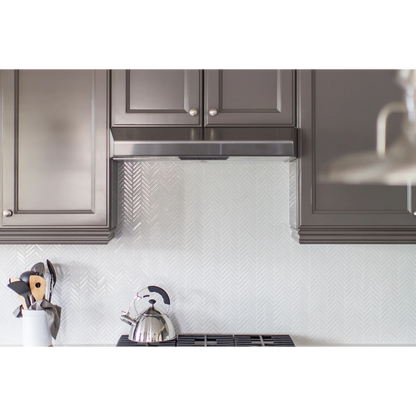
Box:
[22,309,52,347]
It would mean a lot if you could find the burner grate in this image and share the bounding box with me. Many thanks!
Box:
[177,334,235,347]
[116,334,295,347]
[116,335,177,347]
[234,334,295,347]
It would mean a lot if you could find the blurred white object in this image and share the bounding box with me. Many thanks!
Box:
[321,70,416,185]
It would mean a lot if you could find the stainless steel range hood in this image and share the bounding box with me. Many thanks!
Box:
[111,127,298,161]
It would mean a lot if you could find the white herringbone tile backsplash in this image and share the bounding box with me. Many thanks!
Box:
[1,161,415,345]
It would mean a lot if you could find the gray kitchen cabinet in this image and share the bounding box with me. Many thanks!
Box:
[204,70,295,126]
[112,70,203,126]
[0,70,117,244]
[290,70,416,243]
[112,70,295,128]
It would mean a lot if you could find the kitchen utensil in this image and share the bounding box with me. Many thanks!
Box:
[46,260,56,302]
[7,280,31,309]
[19,270,36,304]
[29,275,46,302]
[20,270,35,285]
[9,277,28,309]
[31,262,45,277]
[120,286,176,343]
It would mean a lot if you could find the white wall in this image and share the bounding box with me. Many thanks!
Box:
[0,161,415,345]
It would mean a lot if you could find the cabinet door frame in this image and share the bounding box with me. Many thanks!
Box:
[294,70,416,231]
[204,70,295,127]
[0,70,109,228]
[111,70,202,127]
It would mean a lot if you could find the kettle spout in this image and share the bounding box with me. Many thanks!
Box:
[120,311,136,326]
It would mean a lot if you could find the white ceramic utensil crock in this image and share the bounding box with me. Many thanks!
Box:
[22,309,52,347]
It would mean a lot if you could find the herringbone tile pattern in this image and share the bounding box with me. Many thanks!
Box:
[1,161,416,345]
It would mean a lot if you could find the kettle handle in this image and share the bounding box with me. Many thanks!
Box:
[148,286,170,305]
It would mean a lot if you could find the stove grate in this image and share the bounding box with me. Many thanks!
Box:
[177,334,235,347]
[116,334,295,347]
[234,334,295,347]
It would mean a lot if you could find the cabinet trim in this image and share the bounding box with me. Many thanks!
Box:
[0,227,116,244]
[292,226,416,244]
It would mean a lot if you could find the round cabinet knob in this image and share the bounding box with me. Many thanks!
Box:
[209,109,218,117]
[189,108,198,117]
[3,209,13,217]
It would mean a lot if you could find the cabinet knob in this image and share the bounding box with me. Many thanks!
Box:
[209,109,218,117]
[189,108,198,117]
[3,209,13,217]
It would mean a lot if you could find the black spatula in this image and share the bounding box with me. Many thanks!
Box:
[7,280,31,309]
[20,270,36,304]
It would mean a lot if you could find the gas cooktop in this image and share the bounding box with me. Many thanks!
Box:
[116,334,295,347]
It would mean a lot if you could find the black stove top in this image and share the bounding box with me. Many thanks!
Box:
[177,334,235,347]
[234,334,294,347]
[116,334,295,347]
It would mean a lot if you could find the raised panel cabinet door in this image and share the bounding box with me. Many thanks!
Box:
[291,70,416,243]
[0,70,109,227]
[112,70,202,126]
[204,70,295,126]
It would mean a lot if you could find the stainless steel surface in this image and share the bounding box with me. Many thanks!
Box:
[209,108,218,117]
[120,312,136,326]
[46,259,56,302]
[128,308,176,343]
[114,141,296,158]
[3,210,12,217]
[120,286,176,343]
[189,108,198,116]
[111,127,297,158]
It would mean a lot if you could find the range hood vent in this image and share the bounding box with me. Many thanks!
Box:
[111,127,298,161]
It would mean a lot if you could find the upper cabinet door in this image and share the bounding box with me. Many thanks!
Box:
[204,70,295,126]
[291,70,416,243]
[112,70,202,126]
[0,70,109,228]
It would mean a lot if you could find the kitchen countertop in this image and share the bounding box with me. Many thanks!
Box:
[0,344,416,350]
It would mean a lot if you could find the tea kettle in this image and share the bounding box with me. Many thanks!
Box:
[120,286,176,343]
